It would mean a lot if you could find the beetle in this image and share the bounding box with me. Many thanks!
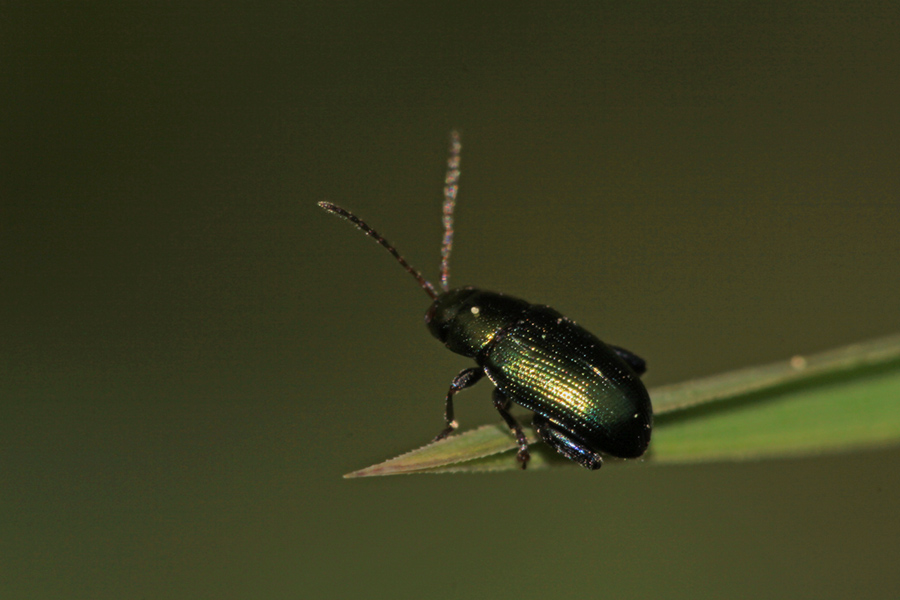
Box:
[319,132,652,469]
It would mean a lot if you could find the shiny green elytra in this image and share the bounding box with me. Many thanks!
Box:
[319,132,652,470]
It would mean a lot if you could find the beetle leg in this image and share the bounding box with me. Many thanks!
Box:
[432,367,485,442]
[492,389,530,469]
[532,414,603,470]
[609,345,647,377]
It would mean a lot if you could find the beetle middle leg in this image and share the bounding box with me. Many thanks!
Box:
[492,389,530,469]
[432,367,485,442]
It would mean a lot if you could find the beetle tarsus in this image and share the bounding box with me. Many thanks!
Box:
[516,448,530,469]
[433,426,455,442]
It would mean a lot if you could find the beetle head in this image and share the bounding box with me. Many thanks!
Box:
[426,288,529,358]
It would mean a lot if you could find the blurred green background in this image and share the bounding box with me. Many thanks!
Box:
[3,3,899,599]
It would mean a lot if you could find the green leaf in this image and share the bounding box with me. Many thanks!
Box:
[344,334,900,477]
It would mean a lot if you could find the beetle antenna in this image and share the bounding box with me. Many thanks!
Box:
[440,131,461,292]
[318,201,439,300]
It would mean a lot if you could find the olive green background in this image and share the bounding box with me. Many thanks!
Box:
[3,3,899,599]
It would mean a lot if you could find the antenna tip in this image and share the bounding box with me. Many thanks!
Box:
[319,201,345,217]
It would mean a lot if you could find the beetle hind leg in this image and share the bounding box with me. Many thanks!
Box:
[532,414,603,470]
[609,345,647,377]
[492,389,531,469]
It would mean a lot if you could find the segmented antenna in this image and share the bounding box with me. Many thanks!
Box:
[440,131,461,292]
[318,201,439,300]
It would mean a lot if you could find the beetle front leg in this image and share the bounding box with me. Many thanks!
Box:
[432,367,485,442]
[492,389,530,469]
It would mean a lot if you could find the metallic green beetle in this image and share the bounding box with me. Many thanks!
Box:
[319,132,652,469]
